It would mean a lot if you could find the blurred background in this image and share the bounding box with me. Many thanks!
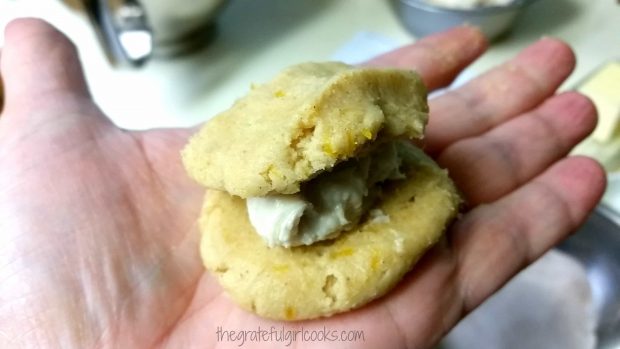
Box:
[0,0,617,130]
[0,1,619,348]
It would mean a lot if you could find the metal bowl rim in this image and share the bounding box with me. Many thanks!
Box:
[396,0,539,15]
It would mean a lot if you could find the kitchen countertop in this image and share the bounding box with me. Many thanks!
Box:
[1,0,619,129]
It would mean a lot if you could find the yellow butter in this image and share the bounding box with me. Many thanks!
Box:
[578,61,620,143]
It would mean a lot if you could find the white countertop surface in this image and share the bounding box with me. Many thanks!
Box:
[2,0,619,129]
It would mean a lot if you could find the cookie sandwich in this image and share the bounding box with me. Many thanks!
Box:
[182,62,461,320]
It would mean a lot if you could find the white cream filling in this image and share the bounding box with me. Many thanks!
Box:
[246,141,415,247]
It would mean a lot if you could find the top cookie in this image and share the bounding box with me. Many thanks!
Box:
[182,62,428,198]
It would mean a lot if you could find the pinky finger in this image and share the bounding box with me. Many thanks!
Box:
[451,156,606,313]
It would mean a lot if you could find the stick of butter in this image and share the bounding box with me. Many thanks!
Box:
[572,61,620,172]
[578,61,620,143]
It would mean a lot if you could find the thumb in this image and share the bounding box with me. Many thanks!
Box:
[1,18,91,114]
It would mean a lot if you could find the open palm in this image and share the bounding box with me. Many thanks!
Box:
[0,19,605,349]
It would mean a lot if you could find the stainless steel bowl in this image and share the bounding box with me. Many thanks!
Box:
[80,0,227,66]
[559,205,620,349]
[392,0,538,41]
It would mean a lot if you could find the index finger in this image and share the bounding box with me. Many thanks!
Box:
[365,26,487,91]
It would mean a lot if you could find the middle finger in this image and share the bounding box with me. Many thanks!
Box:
[425,37,577,155]
[437,91,597,205]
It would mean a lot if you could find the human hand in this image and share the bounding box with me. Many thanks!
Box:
[0,19,605,349]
